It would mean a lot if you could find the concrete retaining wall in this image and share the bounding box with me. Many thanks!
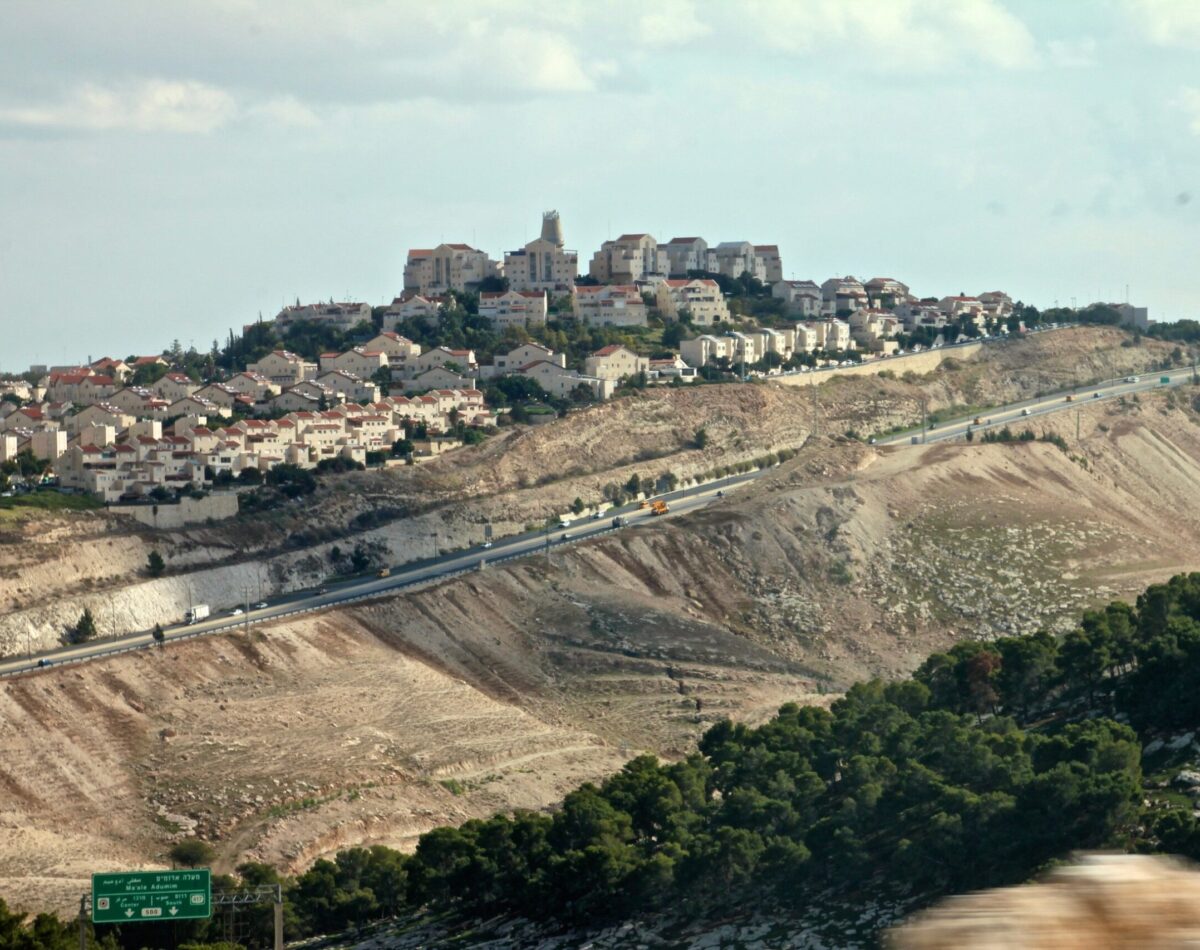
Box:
[771,341,983,387]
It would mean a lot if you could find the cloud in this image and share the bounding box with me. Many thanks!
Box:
[638,0,712,47]
[248,95,320,128]
[1178,86,1200,133]
[1125,0,1200,48]
[744,0,1037,70]
[1047,37,1098,68]
[0,79,236,133]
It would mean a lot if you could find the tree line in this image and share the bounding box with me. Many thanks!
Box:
[14,574,1200,947]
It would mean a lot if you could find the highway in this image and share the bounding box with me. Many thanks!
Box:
[876,366,1195,446]
[0,472,762,678]
[3,361,1193,679]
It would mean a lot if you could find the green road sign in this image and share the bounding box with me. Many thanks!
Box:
[92,869,211,923]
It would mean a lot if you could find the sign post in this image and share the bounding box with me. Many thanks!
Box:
[92,869,212,923]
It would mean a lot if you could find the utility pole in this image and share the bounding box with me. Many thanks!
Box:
[921,399,928,444]
[78,894,87,950]
[1076,409,1081,442]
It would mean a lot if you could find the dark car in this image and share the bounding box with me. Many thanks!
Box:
[37,658,54,668]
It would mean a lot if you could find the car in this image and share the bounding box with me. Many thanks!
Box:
[868,436,877,445]
[253,601,268,609]
[1093,391,1101,398]
[317,587,328,595]
[482,540,493,549]
[230,607,244,616]
[716,490,725,498]
[37,658,54,668]
[377,568,391,578]
[1126,376,1140,383]
[561,532,571,540]
[1021,408,1031,416]
[592,511,602,520]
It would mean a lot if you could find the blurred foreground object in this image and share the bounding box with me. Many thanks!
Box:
[890,852,1200,948]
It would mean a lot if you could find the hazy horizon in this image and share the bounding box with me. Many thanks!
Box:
[2,0,1198,370]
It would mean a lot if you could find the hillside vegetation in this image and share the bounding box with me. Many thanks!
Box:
[10,573,1200,948]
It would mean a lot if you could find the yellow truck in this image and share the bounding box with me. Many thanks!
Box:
[651,500,669,516]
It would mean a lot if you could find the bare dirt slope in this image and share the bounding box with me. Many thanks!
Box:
[0,327,1181,656]
[6,387,1200,916]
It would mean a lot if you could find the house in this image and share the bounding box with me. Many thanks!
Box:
[773,280,822,317]
[571,284,648,327]
[939,295,986,325]
[107,386,163,416]
[849,310,901,353]
[269,388,325,414]
[403,244,500,294]
[130,355,168,370]
[503,210,578,293]
[167,395,226,418]
[274,301,372,332]
[317,370,380,404]
[479,290,548,329]
[224,372,279,400]
[70,404,135,433]
[809,318,852,351]
[365,332,421,362]
[248,350,318,386]
[285,380,346,408]
[151,372,199,402]
[647,356,698,383]
[583,345,649,381]
[319,348,389,379]
[406,346,477,377]
[76,375,117,406]
[864,277,911,309]
[517,360,616,401]
[194,383,248,411]
[662,237,710,277]
[655,279,730,326]
[680,335,732,368]
[588,233,662,283]
[90,357,131,382]
[979,291,1015,322]
[483,343,565,380]
[380,293,443,330]
[401,367,473,393]
[821,276,868,314]
[30,429,67,461]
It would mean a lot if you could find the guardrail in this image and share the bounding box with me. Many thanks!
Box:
[0,511,679,680]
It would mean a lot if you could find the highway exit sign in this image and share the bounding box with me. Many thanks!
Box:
[92,869,211,923]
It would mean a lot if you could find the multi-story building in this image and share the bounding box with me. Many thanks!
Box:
[710,242,764,282]
[588,233,662,283]
[655,279,730,326]
[479,290,549,329]
[503,211,578,293]
[773,280,822,317]
[319,348,389,379]
[571,284,648,326]
[754,245,783,283]
[274,301,373,332]
[821,276,868,314]
[864,277,911,309]
[380,293,444,330]
[403,244,500,295]
[679,335,733,368]
[662,237,710,277]
[481,343,565,380]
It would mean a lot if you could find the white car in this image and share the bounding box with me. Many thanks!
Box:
[1126,376,1139,383]
[253,601,268,609]
[230,607,244,616]
[482,541,493,549]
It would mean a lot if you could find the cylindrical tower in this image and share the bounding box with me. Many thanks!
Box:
[541,210,564,247]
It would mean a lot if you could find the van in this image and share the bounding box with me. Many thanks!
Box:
[377,568,391,578]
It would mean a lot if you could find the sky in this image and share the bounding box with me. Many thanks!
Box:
[1,0,1198,371]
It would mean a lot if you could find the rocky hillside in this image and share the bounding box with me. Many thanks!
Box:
[0,326,1181,656]
[7,383,1200,915]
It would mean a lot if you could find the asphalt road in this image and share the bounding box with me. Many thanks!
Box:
[876,367,1195,446]
[0,472,761,678]
[4,362,1193,679]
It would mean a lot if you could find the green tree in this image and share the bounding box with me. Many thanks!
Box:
[147,550,165,577]
[571,497,585,516]
[170,838,215,868]
[72,608,98,644]
[693,427,708,450]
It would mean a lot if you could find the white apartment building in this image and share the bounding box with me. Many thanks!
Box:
[571,284,648,327]
[365,332,422,362]
[274,301,372,332]
[503,211,578,293]
[519,361,616,401]
[588,234,662,283]
[864,277,911,309]
[403,244,500,294]
[679,335,732,368]
[482,343,565,380]
[479,290,549,329]
[655,279,731,326]
[710,242,765,282]
[380,293,444,331]
[319,348,389,379]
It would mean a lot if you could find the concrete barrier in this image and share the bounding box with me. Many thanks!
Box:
[770,341,984,387]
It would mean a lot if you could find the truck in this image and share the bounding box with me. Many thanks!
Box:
[185,604,210,625]
[651,500,670,516]
[612,516,629,528]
